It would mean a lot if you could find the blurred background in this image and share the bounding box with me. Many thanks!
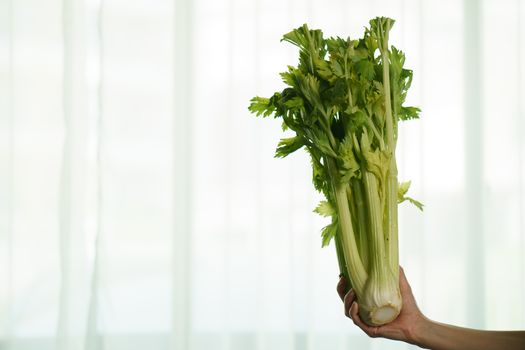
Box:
[0,0,524,349]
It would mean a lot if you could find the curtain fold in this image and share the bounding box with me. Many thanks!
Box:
[172,0,192,348]
[516,0,525,324]
[464,0,485,329]
[0,0,14,348]
[58,0,100,349]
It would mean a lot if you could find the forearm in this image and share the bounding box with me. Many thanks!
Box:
[414,318,525,350]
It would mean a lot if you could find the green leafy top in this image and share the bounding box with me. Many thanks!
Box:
[249,18,422,246]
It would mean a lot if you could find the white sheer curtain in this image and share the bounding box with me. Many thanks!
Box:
[0,0,524,350]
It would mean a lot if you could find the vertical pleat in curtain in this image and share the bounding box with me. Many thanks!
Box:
[0,0,525,350]
[520,0,525,326]
[172,0,191,348]
[464,0,485,329]
[0,0,14,347]
[58,0,89,348]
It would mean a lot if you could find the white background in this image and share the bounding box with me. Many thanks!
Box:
[0,0,524,349]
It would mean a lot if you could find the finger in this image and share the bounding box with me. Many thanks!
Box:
[343,289,356,318]
[350,302,380,338]
[337,277,348,302]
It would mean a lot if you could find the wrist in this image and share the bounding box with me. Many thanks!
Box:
[408,314,434,348]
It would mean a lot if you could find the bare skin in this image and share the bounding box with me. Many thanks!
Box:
[337,267,525,350]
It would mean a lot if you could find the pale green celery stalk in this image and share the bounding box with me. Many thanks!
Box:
[345,185,363,267]
[323,116,363,292]
[350,178,370,271]
[334,233,349,282]
[385,164,399,276]
[327,157,367,295]
[378,18,400,278]
[348,18,401,326]
[360,170,401,325]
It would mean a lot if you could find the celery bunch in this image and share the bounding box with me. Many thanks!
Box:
[249,17,421,326]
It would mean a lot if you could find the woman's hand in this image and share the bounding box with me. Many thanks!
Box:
[337,267,428,345]
[338,267,525,350]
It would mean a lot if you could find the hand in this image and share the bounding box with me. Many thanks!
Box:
[337,267,428,345]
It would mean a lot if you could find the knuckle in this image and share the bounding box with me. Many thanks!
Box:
[337,286,345,298]
[370,328,379,338]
